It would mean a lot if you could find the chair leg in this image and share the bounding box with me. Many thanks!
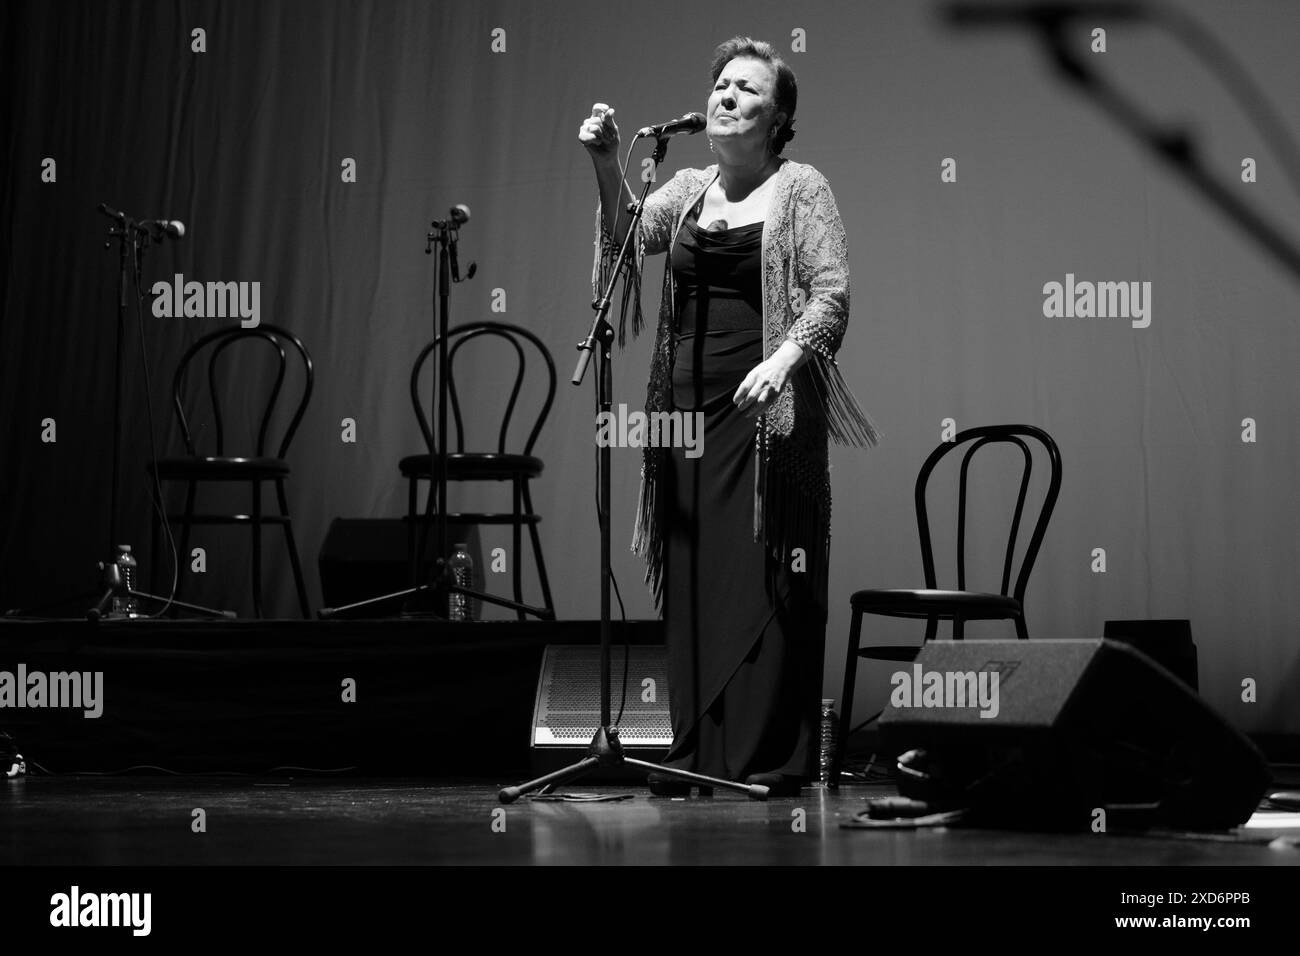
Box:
[276,480,310,619]
[178,481,197,602]
[150,482,163,595]
[407,478,419,586]
[419,474,438,574]
[521,482,554,615]
[511,479,524,621]
[833,609,864,786]
[251,481,263,618]
[953,617,965,641]
[1014,614,1028,641]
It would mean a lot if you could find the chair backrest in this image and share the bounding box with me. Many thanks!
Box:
[410,321,556,455]
[171,325,314,459]
[915,424,1062,605]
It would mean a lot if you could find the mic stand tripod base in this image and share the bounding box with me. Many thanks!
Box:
[317,562,554,621]
[496,727,771,804]
[87,553,235,622]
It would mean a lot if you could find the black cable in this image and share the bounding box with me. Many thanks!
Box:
[836,706,891,783]
[593,368,631,728]
[132,235,180,618]
[527,792,636,802]
[605,136,641,263]
[608,137,648,726]
[612,564,629,727]
[415,227,441,584]
[24,761,359,776]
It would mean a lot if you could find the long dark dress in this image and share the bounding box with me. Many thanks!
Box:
[660,199,822,782]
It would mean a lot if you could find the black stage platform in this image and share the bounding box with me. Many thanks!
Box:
[0,618,661,776]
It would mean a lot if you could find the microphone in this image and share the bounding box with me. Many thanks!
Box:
[636,112,706,139]
[142,220,186,239]
[945,2,1148,27]
[96,204,185,238]
[445,204,475,282]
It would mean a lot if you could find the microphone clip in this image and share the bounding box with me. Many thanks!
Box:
[425,218,477,282]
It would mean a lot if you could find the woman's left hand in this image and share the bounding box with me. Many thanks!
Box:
[734,340,806,418]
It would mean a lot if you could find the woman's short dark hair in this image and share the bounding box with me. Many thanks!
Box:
[709,36,798,154]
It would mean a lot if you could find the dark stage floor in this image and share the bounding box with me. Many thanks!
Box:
[5,775,1300,866]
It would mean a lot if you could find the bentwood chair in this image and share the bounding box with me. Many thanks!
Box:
[833,424,1062,781]
[149,325,314,618]
[401,321,556,619]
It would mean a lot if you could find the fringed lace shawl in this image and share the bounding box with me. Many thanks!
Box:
[592,159,881,605]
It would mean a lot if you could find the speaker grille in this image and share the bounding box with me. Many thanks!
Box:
[532,645,673,747]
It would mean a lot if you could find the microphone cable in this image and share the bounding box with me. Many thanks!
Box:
[592,368,632,729]
[131,235,180,619]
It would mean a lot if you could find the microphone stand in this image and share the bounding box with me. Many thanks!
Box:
[498,135,766,802]
[6,204,233,621]
[319,213,553,621]
[91,207,233,621]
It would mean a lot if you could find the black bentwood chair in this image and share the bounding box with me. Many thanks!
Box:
[833,424,1062,781]
[149,325,314,619]
[401,321,556,619]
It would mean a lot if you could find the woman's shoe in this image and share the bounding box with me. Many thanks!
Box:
[744,773,803,797]
[647,772,713,797]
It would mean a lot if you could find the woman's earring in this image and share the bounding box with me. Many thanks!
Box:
[708,137,716,153]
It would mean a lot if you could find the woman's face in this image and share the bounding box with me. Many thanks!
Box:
[707,56,784,155]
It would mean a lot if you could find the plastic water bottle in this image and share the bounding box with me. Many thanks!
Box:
[819,698,839,786]
[111,544,139,617]
[447,543,474,622]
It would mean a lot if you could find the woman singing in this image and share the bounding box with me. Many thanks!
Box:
[579,36,879,796]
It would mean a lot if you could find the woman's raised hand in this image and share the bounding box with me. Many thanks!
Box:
[579,103,620,161]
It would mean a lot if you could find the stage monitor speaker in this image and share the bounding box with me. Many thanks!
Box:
[529,644,672,780]
[878,639,1269,830]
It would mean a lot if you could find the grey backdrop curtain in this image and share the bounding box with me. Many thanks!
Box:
[3,0,1298,735]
